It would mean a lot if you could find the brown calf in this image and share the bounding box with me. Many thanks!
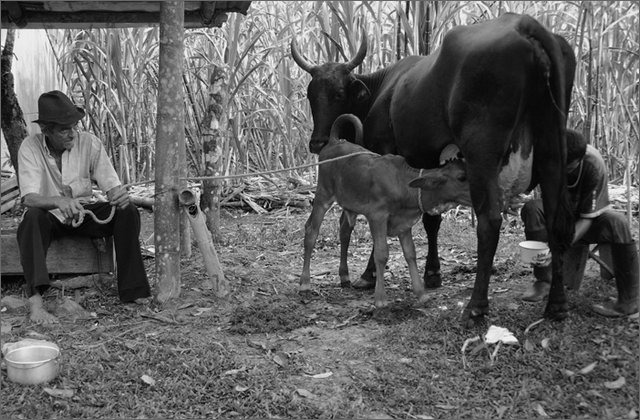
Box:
[299,114,471,307]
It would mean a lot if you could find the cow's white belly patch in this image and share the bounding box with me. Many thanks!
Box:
[498,149,533,199]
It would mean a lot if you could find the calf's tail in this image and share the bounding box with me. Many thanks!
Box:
[329,114,365,146]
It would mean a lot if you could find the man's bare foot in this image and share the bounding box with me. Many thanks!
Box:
[134,297,151,305]
[29,294,59,324]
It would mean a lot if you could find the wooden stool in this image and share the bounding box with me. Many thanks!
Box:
[1,230,114,276]
[564,243,614,290]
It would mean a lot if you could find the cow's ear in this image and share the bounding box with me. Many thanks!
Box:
[349,79,370,103]
[409,174,445,190]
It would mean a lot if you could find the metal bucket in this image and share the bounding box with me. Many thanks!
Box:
[4,342,60,385]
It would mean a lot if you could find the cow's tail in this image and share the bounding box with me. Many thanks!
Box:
[518,16,576,254]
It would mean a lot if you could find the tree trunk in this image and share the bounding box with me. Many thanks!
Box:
[155,1,185,304]
[1,29,28,175]
[199,65,227,241]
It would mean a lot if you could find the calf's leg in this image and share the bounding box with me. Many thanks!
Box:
[369,219,390,308]
[300,199,332,291]
[338,210,358,287]
[422,213,443,288]
[398,230,428,304]
[359,214,442,290]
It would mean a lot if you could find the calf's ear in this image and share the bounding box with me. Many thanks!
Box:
[349,79,370,103]
[409,173,446,190]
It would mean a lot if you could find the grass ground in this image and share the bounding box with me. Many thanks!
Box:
[1,205,638,419]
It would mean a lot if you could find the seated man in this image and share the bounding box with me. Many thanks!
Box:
[17,90,151,324]
[520,128,638,317]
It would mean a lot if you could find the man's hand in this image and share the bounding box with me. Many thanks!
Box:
[107,185,130,209]
[55,196,84,223]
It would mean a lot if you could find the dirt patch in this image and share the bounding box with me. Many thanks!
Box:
[1,206,638,419]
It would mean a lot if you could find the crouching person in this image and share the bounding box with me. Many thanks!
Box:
[17,90,151,324]
[520,128,638,317]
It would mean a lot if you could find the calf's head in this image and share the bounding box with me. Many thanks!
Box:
[409,160,472,215]
[291,37,370,153]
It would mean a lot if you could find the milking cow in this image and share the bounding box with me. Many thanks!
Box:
[291,13,577,326]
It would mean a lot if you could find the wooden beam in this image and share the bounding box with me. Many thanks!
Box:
[0,1,251,29]
[155,1,185,303]
[1,11,230,29]
[40,1,205,13]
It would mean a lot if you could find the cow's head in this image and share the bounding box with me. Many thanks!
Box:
[291,38,370,153]
[409,160,472,215]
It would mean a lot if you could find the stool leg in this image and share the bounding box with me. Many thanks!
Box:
[597,244,615,281]
[563,245,589,291]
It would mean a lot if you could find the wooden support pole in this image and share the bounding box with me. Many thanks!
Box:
[200,65,227,241]
[155,1,185,303]
[179,188,229,297]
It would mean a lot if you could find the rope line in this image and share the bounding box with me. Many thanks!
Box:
[72,206,116,228]
[124,150,379,188]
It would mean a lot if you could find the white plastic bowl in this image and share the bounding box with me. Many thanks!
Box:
[4,342,60,385]
[518,240,550,264]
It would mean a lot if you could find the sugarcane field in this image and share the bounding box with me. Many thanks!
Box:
[0,1,638,419]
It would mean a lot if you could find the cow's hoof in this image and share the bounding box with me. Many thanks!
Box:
[352,277,375,290]
[340,279,351,288]
[416,293,429,306]
[374,299,388,308]
[544,301,569,321]
[299,283,311,292]
[460,301,489,328]
[424,270,442,289]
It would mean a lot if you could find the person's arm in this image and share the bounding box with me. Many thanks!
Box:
[88,134,130,209]
[22,193,85,221]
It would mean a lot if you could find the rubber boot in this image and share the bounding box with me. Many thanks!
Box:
[592,243,639,317]
[521,265,551,302]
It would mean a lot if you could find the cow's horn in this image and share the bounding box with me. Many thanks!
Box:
[290,40,315,74]
[345,37,367,72]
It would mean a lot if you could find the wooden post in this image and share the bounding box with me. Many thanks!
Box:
[1,28,28,173]
[179,188,229,297]
[155,1,184,303]
[199,65,227,241]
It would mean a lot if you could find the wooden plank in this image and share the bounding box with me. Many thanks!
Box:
[0,231,114,275]
[0,199,17,214]
[1,176,17,194]
[1,188,19,204]
[1,176,20,214]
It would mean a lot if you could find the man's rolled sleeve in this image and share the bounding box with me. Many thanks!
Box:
[17,146,42,198]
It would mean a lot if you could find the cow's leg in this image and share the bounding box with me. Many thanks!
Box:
[338,210,358,287]
[398,230,428,304]
[459,160,504,327]
[538,175,570,321]
[299,200,332,292]
[422,213,443,288]
[369,219,390,308]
